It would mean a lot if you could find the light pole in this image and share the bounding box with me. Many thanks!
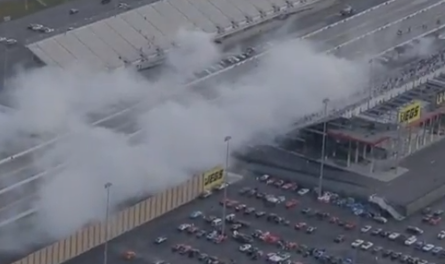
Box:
[103,182,112,264]
[317,98,329,198]
[368,59,373,108]
[221,135,231,235]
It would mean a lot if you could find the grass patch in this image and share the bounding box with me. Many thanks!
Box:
[0,0,68,22]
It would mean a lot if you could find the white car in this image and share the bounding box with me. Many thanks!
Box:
[259,174,270,181]
[422,244,435,252]
[6,39,17,45]
[373,216,388,224]
[177,223,190,231]
[118,3,130,9]
[216,183,228,190]
[0,37,6,42]
[360,225,372,233]
[351,239,364,248]
[438,230,445,239]
[361,241,374,250]
[28,23,43,30]
[405,236,417,246]
[298,188,309,196]
[388,233,400,240]
[43,27,54,33]
[239,244,251,252]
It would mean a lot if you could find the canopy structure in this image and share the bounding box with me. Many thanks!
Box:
[26,0,313,71]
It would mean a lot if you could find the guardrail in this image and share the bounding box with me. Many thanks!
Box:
[0,0,425,166]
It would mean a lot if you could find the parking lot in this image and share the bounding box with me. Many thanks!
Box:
[66,175,445,264]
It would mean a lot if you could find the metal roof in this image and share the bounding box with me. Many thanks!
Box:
[26,0,312,70]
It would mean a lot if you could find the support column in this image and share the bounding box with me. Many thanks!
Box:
[362,143,367,159]
[430,117,435,143]
[421,121,427,146]
[355,141,359,163]
[407,127,412,154]
[347,140,351,167]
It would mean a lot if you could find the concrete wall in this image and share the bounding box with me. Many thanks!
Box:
[9,172,207,264]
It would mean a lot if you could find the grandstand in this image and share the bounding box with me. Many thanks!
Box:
[26,0,323,71]
[238,36,445,219]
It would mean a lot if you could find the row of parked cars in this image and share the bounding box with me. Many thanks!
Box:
[256,174,389,225]
[0,37,17,46]
[192,47,257,80]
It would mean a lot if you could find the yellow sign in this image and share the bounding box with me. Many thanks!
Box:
[398,101,421,124]
[203,166,224,190]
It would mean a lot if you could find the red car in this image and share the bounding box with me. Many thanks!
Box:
[281,183,293,190]
[289,183,299,191]
[187,225,199,234]
[285,199,299,209]
[213,234,227,244]
[430,217,441,225]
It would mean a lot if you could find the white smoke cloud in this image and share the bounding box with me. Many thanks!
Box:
[0,30,367,247]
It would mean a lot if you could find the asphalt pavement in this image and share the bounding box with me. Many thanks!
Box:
[61,176,445,264]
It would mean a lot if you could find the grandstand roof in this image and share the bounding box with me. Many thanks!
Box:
[26,0,314,70]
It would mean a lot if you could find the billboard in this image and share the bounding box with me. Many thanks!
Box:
[203,166,224,190]
[398,101,421,124]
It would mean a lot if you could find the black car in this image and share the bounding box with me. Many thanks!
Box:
[306,226,317,234]
[391,252,402,260]
[380,231,390,238]
[69,8,79,15]
[382,249,393,257]
[101,0,110,4]
[400,255,410,262]
[196,230,206,238]
[255,192,265,199]
[334,235,345,243]
[301,208,312,214]
[372,228,382,236]
[434,210,444,216]
[244,207,255,215]
[238,187,250,195]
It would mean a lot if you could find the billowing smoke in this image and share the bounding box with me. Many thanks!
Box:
[0,30,367,249]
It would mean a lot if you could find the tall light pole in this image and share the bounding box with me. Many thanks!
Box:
[368,59,373,108]
[103,182,112,264]
[221,135,231,235]
[317,98,329,198]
